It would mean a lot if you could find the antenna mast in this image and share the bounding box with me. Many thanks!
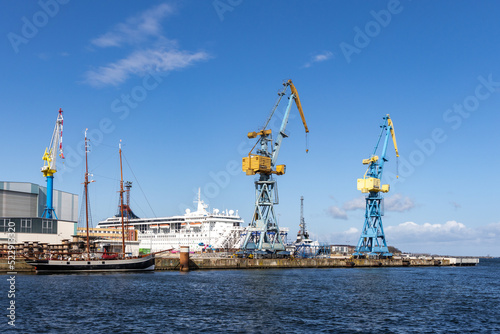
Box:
[84,129,90,260]
[119,140,125,258]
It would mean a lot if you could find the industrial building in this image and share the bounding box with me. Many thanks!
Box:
[0,181,78,245]
[76,226,137,241]
[331,245,356,256]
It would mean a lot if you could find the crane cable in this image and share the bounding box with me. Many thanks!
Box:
[305,132,309,153]
[261,84,288,131]
[123,154,157,218]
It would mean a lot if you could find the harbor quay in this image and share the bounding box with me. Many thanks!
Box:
[0,255,479,273]
[154,255,479,270]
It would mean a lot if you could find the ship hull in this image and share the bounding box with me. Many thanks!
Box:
[27,255,155,273]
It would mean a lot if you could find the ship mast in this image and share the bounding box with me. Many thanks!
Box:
[119,140,126,258]
[84,129,91,260]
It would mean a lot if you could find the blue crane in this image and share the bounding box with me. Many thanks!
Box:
[41,108,64,219]
[354,114,399,257]
[241,80,309,253]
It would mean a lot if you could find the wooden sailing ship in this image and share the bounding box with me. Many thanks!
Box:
[27,133,155,273]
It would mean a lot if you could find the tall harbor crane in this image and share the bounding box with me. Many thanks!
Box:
[41,108,65,219]
[296,196,309,243]
[354,114,399,257]
[241,79,309,252]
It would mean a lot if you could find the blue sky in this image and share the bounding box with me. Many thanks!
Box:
[2,0,500,256]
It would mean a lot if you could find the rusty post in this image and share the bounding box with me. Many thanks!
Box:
[180,246,189,272]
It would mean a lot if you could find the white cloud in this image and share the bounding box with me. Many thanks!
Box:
[84,48,210,87]
[303,51,334,68]
[326,221,500,256]
[91,3,174,48]
[476,222,500,238]
[386,221,469,242]
[385,221,500,256]
[384,194,414,212]
[327,194,413,221]
[338,194,414,214]
[85,3,210,88]
[342,196,365,211]
[314,227,359,244]
[313,52,333,62]
[326,206,348,220]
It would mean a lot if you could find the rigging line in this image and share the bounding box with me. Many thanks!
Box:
[130,197,147,218]
[261,83,288,130]
[78,193,86,227]
[396,156,399,179]
[305,132,309,153]
[122,154,157,218]
[87,191,93,228]
[89,152,118,173]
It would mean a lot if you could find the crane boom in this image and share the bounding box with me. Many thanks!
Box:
[386,115,399,157]
[41,108,64,177]
[271,93,295,166]
[287,80,309,134]
[41,108,64,219]
[357,114,398,193]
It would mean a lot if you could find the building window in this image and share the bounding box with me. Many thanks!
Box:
[21,219,32,233]
[42,220,53,234]
[0,219,8,232]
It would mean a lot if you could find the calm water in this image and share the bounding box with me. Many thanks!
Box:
[3,259,499,333]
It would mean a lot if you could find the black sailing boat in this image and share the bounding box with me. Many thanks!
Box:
[27,132,155,273]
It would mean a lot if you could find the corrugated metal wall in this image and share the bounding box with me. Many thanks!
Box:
[0,190,38,217]
[0,182,78,221]
[55,190,78,222]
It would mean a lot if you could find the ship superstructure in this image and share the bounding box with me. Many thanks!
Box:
[97,190,244,252]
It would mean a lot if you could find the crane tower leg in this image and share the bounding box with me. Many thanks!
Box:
[241,175,285,252]
[354,192,391,257]
[41,175,58,219]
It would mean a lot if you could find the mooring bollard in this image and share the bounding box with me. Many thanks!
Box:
[180,246,189,272]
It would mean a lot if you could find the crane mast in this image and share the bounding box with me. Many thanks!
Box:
[241,80,309,253]
[41,108,64,219]
[354,114,399,257]
[296,196,309,243]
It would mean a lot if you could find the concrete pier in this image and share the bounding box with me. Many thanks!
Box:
[0,256,479,273]
[154,256,480,271]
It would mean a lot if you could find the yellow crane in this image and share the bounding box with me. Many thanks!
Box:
[240,79,309,253]
[242,79,309,176]
[355,114,399,257]
[41,108,64,219]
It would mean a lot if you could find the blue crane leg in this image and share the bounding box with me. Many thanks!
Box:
[42,175,58,219]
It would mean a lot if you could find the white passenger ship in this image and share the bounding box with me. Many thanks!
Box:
[97,192,245,252]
